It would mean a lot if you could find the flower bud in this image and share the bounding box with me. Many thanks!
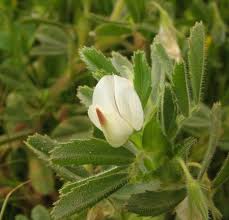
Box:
[157,25,181,61]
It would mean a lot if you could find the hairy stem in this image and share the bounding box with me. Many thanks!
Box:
[198,103,221,180]
[176,157,193,182]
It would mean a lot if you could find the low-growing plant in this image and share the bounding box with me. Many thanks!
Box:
[25,22,229,220]
[0,1,228,219]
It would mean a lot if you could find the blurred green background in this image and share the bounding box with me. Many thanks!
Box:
[0,0,228,219]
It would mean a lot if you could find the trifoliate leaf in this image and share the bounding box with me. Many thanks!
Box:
[127,189,186,216]
[50,138,135,166]
[79,47,117,74]
[26,134,81,180]
[51,169,129,219]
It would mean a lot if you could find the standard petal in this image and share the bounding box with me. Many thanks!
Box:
[92,75,118,114]
[113,75,144,130]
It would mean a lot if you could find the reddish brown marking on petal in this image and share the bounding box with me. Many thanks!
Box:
[96,108,106,126]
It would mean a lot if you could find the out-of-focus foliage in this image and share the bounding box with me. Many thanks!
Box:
[0,0,228,219]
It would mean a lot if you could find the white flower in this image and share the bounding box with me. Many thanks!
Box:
[88,75,144,147]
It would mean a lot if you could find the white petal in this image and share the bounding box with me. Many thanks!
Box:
[88,104,133,147]
[92,75,118,114]
[102,111,133,147]
[88,105,102,130]
[113,75,144,130]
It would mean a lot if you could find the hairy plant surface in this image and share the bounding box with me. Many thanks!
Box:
[0,0,228,220]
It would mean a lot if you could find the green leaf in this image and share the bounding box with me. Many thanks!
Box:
[127,189,186,216]
[124,0,146,22]
[213,154,229,189]
[160,84,178,139]
[51,116,92,141]
[26,134,82,180]
[133,51,151,107]
[111,181,161,201]
[92,69,110,80]
[77,86,93,107]
[142,116,170,169]
[111,52,133,80]
[60,167,125,195]
[31,205,51,220]
[79,47,117,74]
[27,133,56,156]
[29,157,55,195]
[151,42,173,81]
[188,22,205,104]
[50,138,135,166]
[51,169,129,219]
[150,42,172,106]
[95,23,132,36]
[172,61,190,117]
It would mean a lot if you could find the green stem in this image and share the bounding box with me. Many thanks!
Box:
[176,157,193,182]
[0,180,30,220]
[83,0,91,15]
[212,153,229,190]
[110,0,124,21]
[198,103,221,180]
[198,134,218,180]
